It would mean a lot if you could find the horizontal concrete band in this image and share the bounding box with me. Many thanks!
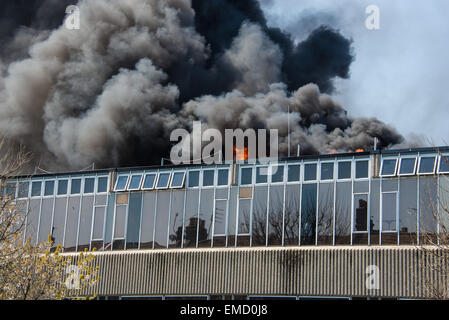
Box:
[64,246,448,298]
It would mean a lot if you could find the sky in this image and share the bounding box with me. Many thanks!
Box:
[259,0,449,146]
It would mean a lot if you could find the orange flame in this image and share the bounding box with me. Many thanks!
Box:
[234,146,248,160]
[328,150,337,154]
[355,148,364,153]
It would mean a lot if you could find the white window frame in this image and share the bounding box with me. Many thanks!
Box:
[127,174,143,191]
[55,178,69,196]
[187,170,201,188]
[239,165,254,186]
[354,159,370,180]
[170,171,186,188]
[69,177,82,195]
[303,162,318,182]
[141,172,157,190]
[30,179,43,198]
[217,167,231,186]
[83,176,96,195]
[337,160,352,181]
[155,171,172,190]
[4,180,18,200]
[114,175,129,192]
[438,154,449,174]
[42,179,56,198]
[417,155,437,175]
[380,158,398,177]
[202,168,216,187]
[270,164,286,184]
[96,175,109,194]
[320,161,335,181]
[16,180,30,199]
[398,157,417,176]
[286,163,301,183]
[255,165,269,185]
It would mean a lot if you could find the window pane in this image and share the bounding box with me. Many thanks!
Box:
[288,165,300,182]
[419,157,436,174]
[321,163,334,180]
[44,181,55,196]
[31,181,42,197]
[115,176,128,191]
[57,180,68,195]
[188,171,199,187]
[18,181,29,198]
[338,161,352,179]
[5,182,16,199]
[97,177,108,193]
[399,158,416,175]
[241,168,252,185]
[256,167,268,183]
[356,160,369,178]
[157,173,170,188]
[440,156,449,173]
[171,172,185,187]
[143,174,156,189]
[381,159,397,176]
[128,175,142,190]
[217,169,229,185]
[382,193,397,231]
[71,179,81,194]
[271,165,284,183]
[84,178,95,193]
[304,163,317,181]
[354,194,368,232]
[203,170,214,186]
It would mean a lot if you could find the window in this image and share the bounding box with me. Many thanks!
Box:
[321,163,334,180]
[84,177,95,194]
[171,172,186,188]
[71,178,81,194]
[142,173,157,190]
[97,176,108,193]
[114,176,128,191]
[203,170,215,186]
[353,194,368,232]
[380,159,397,176]
[188,171,200,187]
[31,181,42,197]
[44,180,55,196]
[382,193,397,231]
[156,172,171,189]
[304,163,317,181]
[241,167,253,185]
[217,169,229,186]
[256,166,268,183]
[57,180,68,195]
[287,165,300,182]
[399,158,416,176]
[4,182,16,199]
[271,165,284,183]
[18,181,29,198]
[338,161,352,179]
[419,156,436,174]
[439,156,449,173]
[127,174,142,191]
[356,160,369,179]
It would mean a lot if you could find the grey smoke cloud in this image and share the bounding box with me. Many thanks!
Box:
[0,0,406,170]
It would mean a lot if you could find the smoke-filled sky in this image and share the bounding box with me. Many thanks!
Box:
[260,0,449,147]
[0,0,440,171]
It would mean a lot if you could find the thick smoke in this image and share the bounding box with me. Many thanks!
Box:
[0,0,404,170]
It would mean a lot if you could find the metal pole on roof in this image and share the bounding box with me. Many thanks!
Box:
[297,144,300,157]
[374,137,378,151]
[161,158,164,166]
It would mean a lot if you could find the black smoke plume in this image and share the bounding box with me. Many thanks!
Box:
[0,0,404,170]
